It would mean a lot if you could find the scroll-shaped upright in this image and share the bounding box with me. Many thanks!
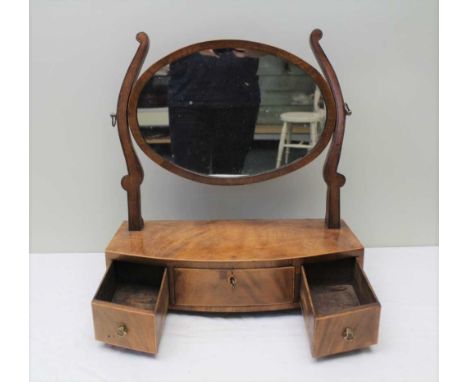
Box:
[310,29,348,229]
[117,32,149,230]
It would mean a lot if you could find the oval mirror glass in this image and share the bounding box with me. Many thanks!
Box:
[134,47,329,179]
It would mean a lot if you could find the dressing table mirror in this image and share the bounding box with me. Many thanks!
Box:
[92,29,381,358]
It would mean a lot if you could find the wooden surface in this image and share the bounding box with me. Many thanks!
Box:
[173,266,295,308]
[106,219,363,267]
[116,32,148,231]
[154,267,169,354]
[300,259,380,358]
[103,219,364,315]
[92,262,169,354]
[93,300,158,354]
[93,221,381,356]
[310,29,348,229]
[112,283,159,310]
[312,284,360,315]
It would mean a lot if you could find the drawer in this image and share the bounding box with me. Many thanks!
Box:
[92,260,169,354]
[300,257,380,358]
[173,266,295,308]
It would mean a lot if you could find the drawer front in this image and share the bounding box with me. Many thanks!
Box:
[92,301,158,353]
[92,267,169,354]
[173,267,295,308]
[300,262,380,358]
[313,305,380,357]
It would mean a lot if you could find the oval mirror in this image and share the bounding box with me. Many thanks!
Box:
[128,41,336,185]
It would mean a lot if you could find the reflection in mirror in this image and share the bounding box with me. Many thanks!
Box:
[137,49,326,176]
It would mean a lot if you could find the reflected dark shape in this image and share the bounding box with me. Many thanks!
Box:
[168,49,260,174]
[138,75,169,108]
[136,51,325,177]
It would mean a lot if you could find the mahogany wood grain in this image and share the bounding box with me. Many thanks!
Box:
[300,259,381,358]
[169,302,300,314]
[310,29,348,229]
[313,305,380,358]
[93,301,158,354]
[173,266,295,308]
[105,219,364,267]
[116,32,148,231]
[92,262,169,354]
[154,268,169,352]
[101,219,363,314]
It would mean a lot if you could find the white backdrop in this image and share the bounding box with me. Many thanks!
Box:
[30,0,438,252]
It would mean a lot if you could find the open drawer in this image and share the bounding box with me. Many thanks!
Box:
[300,257,381,358]
[92,260,169,354]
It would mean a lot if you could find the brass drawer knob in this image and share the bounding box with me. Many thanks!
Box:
[342,327,354,341]
[229,275,237,289]
[116,324,128,337]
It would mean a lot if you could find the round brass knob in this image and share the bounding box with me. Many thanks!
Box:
[229,275,237,289]
[116,324,128,337]
[342,327,354,341]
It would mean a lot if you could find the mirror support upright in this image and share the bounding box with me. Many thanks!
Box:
[310,29,348,229]
[117,32,149,231]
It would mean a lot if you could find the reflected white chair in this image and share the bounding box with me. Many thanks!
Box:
[275,87,326,168]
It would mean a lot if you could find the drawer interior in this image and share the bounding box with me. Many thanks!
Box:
[303,257,378,316]
[94,261,165,311]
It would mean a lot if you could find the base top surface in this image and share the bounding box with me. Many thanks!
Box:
[106,219,363,264]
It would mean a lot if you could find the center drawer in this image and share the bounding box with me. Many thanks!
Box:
[173,266,295,309]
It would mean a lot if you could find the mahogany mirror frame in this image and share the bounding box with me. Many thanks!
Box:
[127,40,337,186]
[116,29,349,231]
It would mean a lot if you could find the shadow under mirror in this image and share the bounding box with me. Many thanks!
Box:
[137,48,327,177]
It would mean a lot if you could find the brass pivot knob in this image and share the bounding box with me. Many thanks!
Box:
[343,327,354,341]
[116,324,128,337]
[229,275,237,289]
